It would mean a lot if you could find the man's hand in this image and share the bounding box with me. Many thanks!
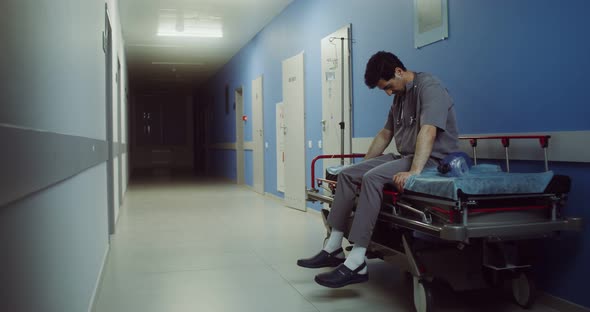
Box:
[394,125,437,191]
[392,171,418,192]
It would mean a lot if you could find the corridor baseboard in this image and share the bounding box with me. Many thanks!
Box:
[538,292,590,312]
[88,243,111,312]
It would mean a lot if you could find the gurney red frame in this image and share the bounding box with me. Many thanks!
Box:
[305,135,583,312]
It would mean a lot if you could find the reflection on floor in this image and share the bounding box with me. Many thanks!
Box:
[93,176,561,312]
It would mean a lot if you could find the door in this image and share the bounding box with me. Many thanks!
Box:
[282,52,306,211]
[252,76,264,194]
[104,5,115,235]
[322,25,352,168]
[235,88,244,185]
[276,102,286,193]
[117,59,123,210]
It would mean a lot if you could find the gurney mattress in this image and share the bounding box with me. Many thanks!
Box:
[404,164,556,200]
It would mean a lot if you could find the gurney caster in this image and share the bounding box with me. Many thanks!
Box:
[413,277,434,312]
[512,271,536,309]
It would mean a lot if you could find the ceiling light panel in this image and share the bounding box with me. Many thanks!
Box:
[151,62,204,66]
[157,9,223,38]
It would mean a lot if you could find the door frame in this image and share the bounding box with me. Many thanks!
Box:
[235,87,244,185]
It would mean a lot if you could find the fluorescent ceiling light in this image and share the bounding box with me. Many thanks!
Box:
[158,32,222,38]
[157,9,223,38]
[151,62,204,66]
[128,43,186,48]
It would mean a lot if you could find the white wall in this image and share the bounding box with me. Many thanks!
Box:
[0,0,127,311]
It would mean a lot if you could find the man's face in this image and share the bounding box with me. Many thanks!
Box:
[376,76,404,96]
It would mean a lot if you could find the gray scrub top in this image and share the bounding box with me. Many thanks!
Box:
[384,72,459,160]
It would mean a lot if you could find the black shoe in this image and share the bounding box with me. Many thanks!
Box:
[297,248,345,268]
[314,262,368,288]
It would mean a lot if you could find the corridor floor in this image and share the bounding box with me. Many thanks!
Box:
[92,177,561,312]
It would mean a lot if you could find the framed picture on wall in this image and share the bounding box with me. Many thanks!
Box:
[414,0,448,48]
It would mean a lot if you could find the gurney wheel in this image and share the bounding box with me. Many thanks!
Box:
[511,271,536,309]
[413,277,433,312]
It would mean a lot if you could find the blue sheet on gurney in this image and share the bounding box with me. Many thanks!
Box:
[404,164,554,200]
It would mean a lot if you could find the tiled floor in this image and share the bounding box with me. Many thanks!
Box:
[93,176,561,312]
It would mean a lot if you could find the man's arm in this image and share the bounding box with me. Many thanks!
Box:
[364,128,393,159]
[393,124,437,190]
[408,124,437,173]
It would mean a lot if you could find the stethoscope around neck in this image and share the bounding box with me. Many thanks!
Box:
[396,104,417,126]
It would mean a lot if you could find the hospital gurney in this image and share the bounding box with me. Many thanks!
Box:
[305,135,583,312]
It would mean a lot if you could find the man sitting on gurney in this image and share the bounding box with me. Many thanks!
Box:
[297,51,461,288]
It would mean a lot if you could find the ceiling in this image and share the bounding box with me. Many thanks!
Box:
[119,0,293,92]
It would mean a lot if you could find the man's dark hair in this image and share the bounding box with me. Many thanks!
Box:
[364,51,406,89]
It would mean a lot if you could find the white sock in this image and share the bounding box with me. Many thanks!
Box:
[323,230,344,258]
[344,246,367,274]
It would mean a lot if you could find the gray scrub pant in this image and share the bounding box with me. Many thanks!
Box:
[327,153,439,247]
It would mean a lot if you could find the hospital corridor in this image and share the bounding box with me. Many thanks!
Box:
[91,176,564,312]
[1,0,590,312]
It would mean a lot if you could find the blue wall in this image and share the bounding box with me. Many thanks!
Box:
[210,149,237,181]
[529,162,590,304]
[198,0,589,306]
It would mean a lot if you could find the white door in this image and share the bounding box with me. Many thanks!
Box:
[252,76,264,194]
[282,52,306,211]
[235,88,244,184]
[321,25,353,208]
[321,25,352,169]
[276,102,286,193]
